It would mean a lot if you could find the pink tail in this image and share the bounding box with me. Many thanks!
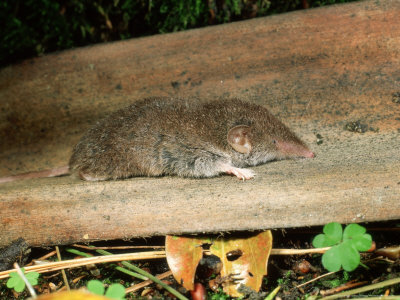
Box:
[0,166,70,184]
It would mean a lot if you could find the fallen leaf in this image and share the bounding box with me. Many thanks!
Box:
[165,235,209,290]
[36,290,110,300]
[209,231,272,297]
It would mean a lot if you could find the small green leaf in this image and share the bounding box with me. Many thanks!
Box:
[7,272,19,281]
[87,280,105,295]
[313,223,343,247]
[323,222,343,245]
[105,283,126,299]
[351,233,372,251]
[25,272,40,286]
[14,279,26,293]
[7,272,26,293]
[321,245,342,272]
[343,223,365,238]
[312,233,326,248]
[6,275,19,288]
[339,241,360,271]
[343,224,372,251]
[7,276,26,293]
[6,269,40,293]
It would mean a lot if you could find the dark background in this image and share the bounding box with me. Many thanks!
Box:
[0,0,356,68]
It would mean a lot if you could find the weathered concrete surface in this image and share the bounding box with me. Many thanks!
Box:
[0,0,399,247]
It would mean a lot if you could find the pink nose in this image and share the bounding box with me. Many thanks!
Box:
[276,140,315,158]
[303,150,315,158]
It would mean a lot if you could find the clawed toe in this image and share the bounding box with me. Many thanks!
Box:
[226,167,255,180]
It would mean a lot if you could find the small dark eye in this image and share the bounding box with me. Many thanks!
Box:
[272,140,276,144]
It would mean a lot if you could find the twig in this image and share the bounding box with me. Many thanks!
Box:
[95,249,188,300]
[73,244,165,250]
[322,277,400,299]
[56,246,71,291]
[93,249,148,281]
[71,275,86,284]
[0,246,332,280]
[26,250,57,266]
[296,271,336,289]
[320,280,368,296]
[270,247,331,255]
[125,270,173,293]
[0,251,166,279]
[56,246,70,291]
[69,247,177,296]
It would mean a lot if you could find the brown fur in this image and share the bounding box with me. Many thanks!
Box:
[69,97,313,180]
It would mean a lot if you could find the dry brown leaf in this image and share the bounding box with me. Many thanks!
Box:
[36,290,109,300]
[209,231,272,297]
[165,235,209,291]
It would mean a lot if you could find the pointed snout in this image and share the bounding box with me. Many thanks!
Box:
[302,149,315,158]
[276,140,315,159]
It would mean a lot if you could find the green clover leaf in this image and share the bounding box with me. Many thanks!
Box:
[87,280,125,299]
[343,223,372,251]
[87,280,105,295]
[105,283,126,300]
[322,241,360,272]
[321,245,342,272]
[339,240,361,271]
[314,223,372,272]
[6,269,40,293]
[312,222,342,248]
[25,272,39,286]
[7,272,26,293]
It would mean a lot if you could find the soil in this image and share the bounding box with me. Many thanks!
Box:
[0,221,399,299]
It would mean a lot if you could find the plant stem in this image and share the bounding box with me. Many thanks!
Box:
[322,277,400,299]
[264,286,280,300]
[66,248,147,280]
[56,246,70,290]
[115,266,147,280]
[96,249,188,300]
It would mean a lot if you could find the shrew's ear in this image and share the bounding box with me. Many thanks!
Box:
[227,125,252,154]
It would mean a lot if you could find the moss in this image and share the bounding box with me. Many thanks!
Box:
[0,0,358,67]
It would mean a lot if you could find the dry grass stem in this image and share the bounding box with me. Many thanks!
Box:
[125,270,173,293]
[56,246,70,291]
[0,251,166,279]
[0,247,330,280]
[72,244,165,250]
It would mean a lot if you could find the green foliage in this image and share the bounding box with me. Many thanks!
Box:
[152,0,208,33]
[105,283,126,299]
[209,288,230,300]
[311,0,354,5]
[276,270,292,290]
[321,278,342,288]
[6,269,40,293]
[87,279,125,300]
[0,0,358,67]
[313,223,372,272]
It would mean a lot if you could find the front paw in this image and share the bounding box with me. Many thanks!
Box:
[225,167,255,181]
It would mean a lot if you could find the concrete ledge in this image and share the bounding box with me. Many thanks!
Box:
[1,0,399,247]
